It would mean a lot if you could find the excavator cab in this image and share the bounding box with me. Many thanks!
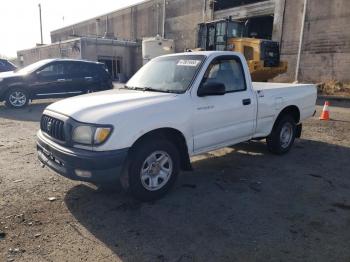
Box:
[197,18,287,82]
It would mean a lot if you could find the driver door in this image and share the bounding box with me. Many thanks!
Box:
[192,55,256,153]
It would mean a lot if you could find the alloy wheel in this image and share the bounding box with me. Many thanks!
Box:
[140,150,173,191]
[9,91,27,107]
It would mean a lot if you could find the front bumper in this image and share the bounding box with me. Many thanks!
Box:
[37,131,129,183]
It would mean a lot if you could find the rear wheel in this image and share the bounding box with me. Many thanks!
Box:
[128,139,180,201]
[266,115,296,154]
[5,88,29,108]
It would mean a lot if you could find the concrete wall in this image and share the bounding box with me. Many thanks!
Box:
[48,0,350,83]
[51,0,205,53]
[164,0,205,52]
[278,0,350,82]
[17,38,140,78]
[17,39,82,67]
[80,38,140,78]
[51,1,163,43]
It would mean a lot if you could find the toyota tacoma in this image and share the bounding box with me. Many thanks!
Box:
[37,51,317,200]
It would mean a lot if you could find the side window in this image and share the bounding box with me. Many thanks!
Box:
[64,62,91,77]
[79,63,93,76]
[203,57,246,92]
[63,62,75,76]
[37,63,64,77]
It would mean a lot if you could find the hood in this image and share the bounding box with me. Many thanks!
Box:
[0,71,25,79]
[45,89,178,123]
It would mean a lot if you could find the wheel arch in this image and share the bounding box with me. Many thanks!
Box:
[6,85,31,98]
[275,105,300,126]
[266,105,300,154]
[129,127,192,171]
[268,105,300,136]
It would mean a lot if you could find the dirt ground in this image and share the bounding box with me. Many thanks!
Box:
[0,98,350,262]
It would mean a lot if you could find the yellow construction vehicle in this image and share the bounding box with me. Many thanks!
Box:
[196,18,287,82]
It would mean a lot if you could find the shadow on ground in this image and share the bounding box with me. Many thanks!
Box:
[65,139,350,262]
[0,102,52,122]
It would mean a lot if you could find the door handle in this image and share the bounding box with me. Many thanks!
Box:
[84,77,93,81]
[242,98,251,105]
[57,79,66,82]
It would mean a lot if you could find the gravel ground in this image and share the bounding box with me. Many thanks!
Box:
[0,98,350,262]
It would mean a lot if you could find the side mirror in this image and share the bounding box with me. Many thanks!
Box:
[197,81,226,97]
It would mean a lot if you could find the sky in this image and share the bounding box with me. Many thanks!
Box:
[0,0,144,58]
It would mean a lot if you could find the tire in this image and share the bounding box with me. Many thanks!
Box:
[5,88,29,108]
[128,139,180,201]
[266,115,296,155]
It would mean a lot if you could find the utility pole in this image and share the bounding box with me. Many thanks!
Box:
[162,0,166,38]
[295,0,308,83]
[38,3,43,44]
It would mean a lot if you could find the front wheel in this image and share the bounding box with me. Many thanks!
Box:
[5,88,29,108]
[266,115,296,154]
[128,139,180,201]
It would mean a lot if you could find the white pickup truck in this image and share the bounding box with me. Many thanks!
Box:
[37,51,316,200]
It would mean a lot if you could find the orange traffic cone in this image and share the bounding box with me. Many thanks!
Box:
[319,101,330,120]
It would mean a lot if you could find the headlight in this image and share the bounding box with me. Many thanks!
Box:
[72,126,94,145]
[72,125,112,145]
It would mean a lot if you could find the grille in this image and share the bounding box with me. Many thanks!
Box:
[40,115,65,141]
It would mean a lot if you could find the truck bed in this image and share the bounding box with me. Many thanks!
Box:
[251,81,317,138]
[252,82,314,91]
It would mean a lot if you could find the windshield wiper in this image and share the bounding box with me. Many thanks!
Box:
[121,85,137,90]
[140,87,164,92]
[121,85,149,91]
[122,86,179,93]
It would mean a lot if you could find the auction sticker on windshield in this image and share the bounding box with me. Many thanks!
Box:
[177,60,201,67]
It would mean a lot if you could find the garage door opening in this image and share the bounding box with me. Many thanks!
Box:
[244,15,274,40]
[213,0,268,11]
[98,57,121,80]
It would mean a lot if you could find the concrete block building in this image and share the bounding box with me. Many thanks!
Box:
[18,0,350,82]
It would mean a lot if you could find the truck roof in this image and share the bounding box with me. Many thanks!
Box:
[162,51,244,59]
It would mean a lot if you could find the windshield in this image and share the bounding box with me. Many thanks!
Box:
[126,55,205,93]
[16,59,53,74]
[227,21,245,38]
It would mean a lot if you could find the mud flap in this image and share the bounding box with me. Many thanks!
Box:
[296,124,302,138]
